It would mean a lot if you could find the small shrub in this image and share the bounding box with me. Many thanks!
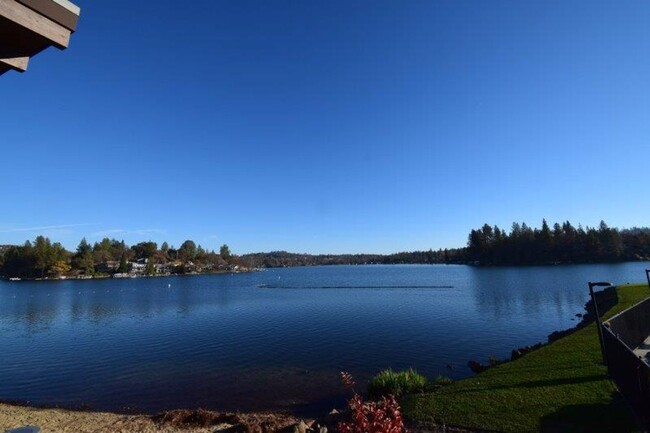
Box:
[338,393,407,433]
[368,368,427,399]
[338,372,408,433]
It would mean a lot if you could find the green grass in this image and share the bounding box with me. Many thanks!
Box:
[401,283,650,433]
[368,368,428,398]
[432,375,454,386]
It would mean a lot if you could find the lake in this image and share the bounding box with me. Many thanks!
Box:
[0,263,648,416]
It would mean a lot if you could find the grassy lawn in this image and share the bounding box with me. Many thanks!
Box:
[401,283,650,432]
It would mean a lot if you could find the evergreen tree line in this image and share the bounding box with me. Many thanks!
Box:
[0,236,233,279]
[467,220,650,265]
[238,248,466,268]
[3,220,650,278]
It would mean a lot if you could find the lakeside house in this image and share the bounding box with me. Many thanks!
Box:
[154,263,171,275]
[127,258,148,275]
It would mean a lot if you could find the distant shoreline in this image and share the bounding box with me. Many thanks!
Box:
[4,259,650,283]
[2,268,259,283]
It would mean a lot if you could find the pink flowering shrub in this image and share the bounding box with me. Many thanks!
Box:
[337,372,408,433]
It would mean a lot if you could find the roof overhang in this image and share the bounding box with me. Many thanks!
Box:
[0,0,80,75]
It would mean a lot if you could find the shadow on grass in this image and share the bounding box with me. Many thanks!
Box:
[495,374,605,390]
[540,391,639,433]
[485,363,605,376]
[440,374,608,395]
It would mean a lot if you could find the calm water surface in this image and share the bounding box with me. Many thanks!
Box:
[0,263,647,415]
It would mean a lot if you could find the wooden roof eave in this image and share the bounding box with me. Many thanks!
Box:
[17,0,79,32]
[0,0,71,50]
[0,56,29,72]
[0,0,80,75]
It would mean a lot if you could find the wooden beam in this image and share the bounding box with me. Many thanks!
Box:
[52,0,80,16]
[0,56,28,71]
[0,0,70,48]
[17,0,79,31]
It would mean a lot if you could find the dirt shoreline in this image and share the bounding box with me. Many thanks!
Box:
[0,402,488,433]
[0,403,302,433]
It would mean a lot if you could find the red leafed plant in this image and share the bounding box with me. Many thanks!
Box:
[337,372,408,433]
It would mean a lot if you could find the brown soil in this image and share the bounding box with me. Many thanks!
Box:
[153,409,300,433]
[0,403,300,433]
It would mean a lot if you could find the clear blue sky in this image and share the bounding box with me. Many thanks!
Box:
[2,1,650,254]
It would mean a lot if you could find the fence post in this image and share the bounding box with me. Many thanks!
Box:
[588,282,611,366]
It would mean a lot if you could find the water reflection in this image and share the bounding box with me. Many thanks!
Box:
[0,276,249,334]
[467,265,614,321]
